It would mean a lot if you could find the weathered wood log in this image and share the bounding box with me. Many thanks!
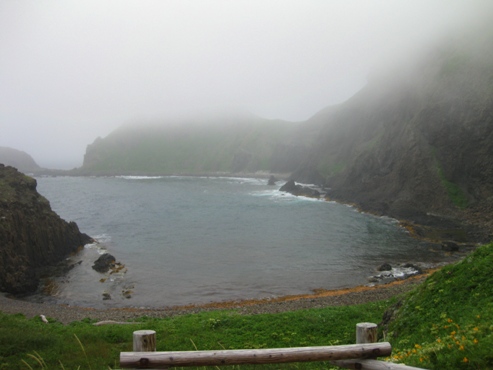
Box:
[133,330,156,352]
[331,358,427,370]
[356,322,378,344]
[120,342,392,368]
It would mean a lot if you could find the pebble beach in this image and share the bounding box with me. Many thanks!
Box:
[0,275,427,325]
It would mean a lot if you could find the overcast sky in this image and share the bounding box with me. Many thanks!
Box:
[0,1,489,168]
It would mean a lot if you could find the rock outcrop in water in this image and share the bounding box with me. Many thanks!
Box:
[0,164,92,294]
[279,180,321,198]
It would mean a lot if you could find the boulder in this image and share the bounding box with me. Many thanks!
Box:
[441,241,460,252]
[378,263,392,271]
[92,253,116,273]
[267,175,278,186]
[279,180,320,198]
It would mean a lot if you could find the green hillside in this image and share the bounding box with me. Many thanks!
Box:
[385,242,493,368]
[79,114,299,175]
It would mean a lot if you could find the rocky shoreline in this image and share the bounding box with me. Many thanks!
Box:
[0,274,428,325]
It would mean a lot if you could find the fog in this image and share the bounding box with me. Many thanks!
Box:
[0,1,489,169]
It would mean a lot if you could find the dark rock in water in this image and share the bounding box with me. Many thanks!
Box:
[92,253,116,273]
[279,180,320,198]
[280,179,297,192]
[441,241,460,252]
[378,263,392,271]
[267,175,278,186]
[0,165,92,295]
[102,292,111,300]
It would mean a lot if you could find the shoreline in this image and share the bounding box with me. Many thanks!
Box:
[8,174,481,324]
[0,273,429,325]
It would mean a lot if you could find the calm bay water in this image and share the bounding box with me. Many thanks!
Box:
[35,176,440,308]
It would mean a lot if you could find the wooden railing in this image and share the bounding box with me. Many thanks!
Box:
[120,322,426,369]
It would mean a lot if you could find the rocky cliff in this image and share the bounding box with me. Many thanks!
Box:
[0,165,92,294]
[286,24,493,239]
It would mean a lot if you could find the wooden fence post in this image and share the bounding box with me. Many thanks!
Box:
[133,330,156,352]
[356,322,378,344]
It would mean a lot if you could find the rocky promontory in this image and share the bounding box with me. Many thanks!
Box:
[0,146,40,173]
[0,165,92,294]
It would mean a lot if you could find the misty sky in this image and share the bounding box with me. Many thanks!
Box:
[0,1,489,168]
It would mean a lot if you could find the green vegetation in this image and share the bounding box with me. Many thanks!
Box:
[80,117,298,175]
[386,243,493,368]
[437,166,468,209]
[317,159,346,178]
[430,147,468,209]
[1,301,388,369]
[2,244,493,369]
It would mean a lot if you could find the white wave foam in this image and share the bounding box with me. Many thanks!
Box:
[84,234,111,254]
[116,176,164,180]
[252,189,328,203]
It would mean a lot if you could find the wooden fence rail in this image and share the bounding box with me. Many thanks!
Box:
[119,323,427,370]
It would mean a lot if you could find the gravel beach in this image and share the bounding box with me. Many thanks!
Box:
[0,275,426,325]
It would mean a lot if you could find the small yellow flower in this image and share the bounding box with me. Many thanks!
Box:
[447,318,453,323]
[414,344,422,349]
[476,315,481,319]
[463,357,469,363]
[473,327,479,331]
[450,331,456,336]
[473,338,478,344]
[419,357,424,362]
[459,345,465,351]
[436,338,441,343]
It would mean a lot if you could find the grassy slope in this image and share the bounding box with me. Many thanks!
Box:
[386,243,493,368]
[1,301,389,369]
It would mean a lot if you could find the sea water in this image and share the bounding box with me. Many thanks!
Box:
[34,175,442,308]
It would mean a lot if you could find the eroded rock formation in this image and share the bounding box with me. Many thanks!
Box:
[0,165,92,294]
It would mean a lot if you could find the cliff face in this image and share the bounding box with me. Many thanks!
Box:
[0,165,92,294]
[288,26,493,235]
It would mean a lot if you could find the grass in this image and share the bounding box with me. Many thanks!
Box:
[0,300,389,369]
[386,243,493,368]
[2,243,493,369]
